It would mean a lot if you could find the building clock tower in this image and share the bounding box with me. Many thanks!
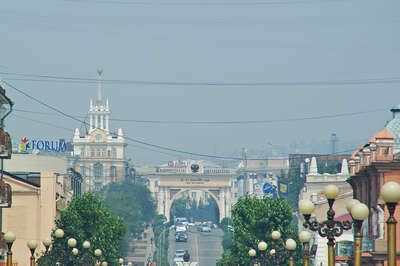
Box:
[72,69,129,191]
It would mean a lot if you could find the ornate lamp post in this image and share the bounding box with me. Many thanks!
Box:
[68,238,77,248]
[127,262,132,266]
[42,237,52,253]
[248,248,257,266]
[83,240,91,249]
[299,185,352,266]
[119,258,124,265]
[4,231,16,266]
[299,231,311,266]
[285,238,297,266]
[27,240,38,266]
[54,228,65,239]
[72,248,79,256]
[94,248,102,266]
[347,202,369,266]
[381,181,400,266]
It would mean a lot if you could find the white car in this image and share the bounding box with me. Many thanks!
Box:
[174,256,184,262]
[200,226,211,232]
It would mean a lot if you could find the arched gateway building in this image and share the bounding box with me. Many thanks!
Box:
[146,161,238,222]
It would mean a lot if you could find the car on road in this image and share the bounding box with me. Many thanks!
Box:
[175,232,188,242]
[175,249,185,257]
[173,255,184,264]
[200,225,211,232]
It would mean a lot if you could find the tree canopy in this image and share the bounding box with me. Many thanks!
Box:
[38,193,126,266]
[217,196,301,266]
[100,180,156,238]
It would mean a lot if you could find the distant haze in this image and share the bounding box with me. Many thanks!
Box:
[1,0,399,165]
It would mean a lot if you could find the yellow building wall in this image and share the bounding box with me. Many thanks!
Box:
[2,171,57,265]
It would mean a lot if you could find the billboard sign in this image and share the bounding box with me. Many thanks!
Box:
[253,182,264,199]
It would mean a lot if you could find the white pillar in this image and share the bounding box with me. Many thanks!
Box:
[95,114,98,129]
[221,190,226,219]
[100,114,104,129]
[90,115,93,130]
[105,115,109,132]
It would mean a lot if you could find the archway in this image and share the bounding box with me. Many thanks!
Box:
[166,188,225,223]
[169,190,220,223]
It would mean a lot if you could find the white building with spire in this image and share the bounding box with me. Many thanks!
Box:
[298,157,353,266]
[72,69,129,191]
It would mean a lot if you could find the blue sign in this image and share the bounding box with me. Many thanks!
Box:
[263,182,278,198]
[263,182,272,194]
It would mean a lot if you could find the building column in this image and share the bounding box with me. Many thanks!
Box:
[100,114,104,129]
[105,115,109,132]
[90,115,93,130]
[221,189,226,219]
[95,114,98,129]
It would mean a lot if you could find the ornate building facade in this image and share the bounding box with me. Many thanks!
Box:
[72,70,129,191]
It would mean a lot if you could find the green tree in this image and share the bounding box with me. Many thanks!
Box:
[37,193,126,266]
[100,181,156,254]
[217,196,301,266]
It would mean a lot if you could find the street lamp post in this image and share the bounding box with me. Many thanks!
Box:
[381,181,400,266]
[119,258,124,265]
[285,238,297,266]
[248,248,257,266]
[27,240,38,266]
[94,248,102,266]
[299,231,311,266]
[4,232,15,266]
[347,201,369,266]
[42,237,52,253]
[299,185,352,266]
[72,248,79,256]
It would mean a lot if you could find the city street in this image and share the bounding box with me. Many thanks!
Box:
[169,228,224,266]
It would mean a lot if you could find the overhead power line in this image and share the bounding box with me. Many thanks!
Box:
[13,107,386,125]
[2,71,400,86]
[2,80,361,160]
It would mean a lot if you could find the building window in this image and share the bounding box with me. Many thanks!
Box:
[91,148,94,157]
[80,150,84,158]
[107,150,111,157]
[110,166,116,177]
[94,163,103,179]
[112,148,117,159]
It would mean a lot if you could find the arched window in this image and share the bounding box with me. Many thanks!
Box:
[94,163,103,179]
[110,166,116,177]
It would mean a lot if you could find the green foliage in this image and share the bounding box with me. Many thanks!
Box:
[152,215,169,266]
[221,230,234,251]
[100,181,156,237]
[220,217,232,231]
[170,198,188,219]
[279,167,305,209]
[170,196,219,223]
[217,196,301,266]
[99,180,156,255]
[37,193,126,266]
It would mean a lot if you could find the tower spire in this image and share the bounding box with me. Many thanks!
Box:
[97,68,103,104]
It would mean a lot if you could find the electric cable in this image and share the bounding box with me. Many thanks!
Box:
[12,107,386,126]
[2,71,400,86]
[3,80,361,160]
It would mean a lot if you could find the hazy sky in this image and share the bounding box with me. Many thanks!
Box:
[1,0,399,165]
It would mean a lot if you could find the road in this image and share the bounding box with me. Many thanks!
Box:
[169,227,224,266]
